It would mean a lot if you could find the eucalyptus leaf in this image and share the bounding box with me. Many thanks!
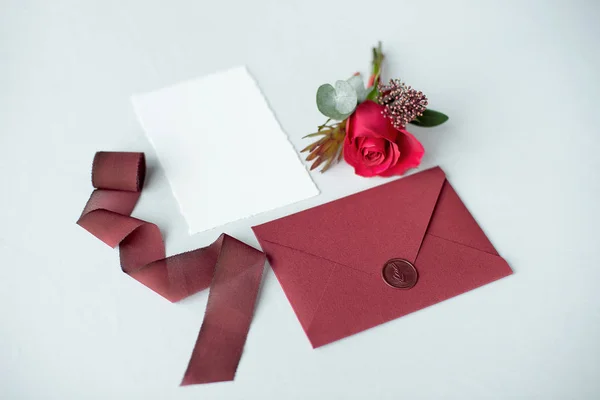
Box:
[316,80,358,120]
[346,75,368,102]
[316,84,347,120]
[333,80,358,114]
[410,109,449,127]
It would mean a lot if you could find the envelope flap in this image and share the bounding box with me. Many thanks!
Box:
[427,181,498,255]
[252,167,446,274]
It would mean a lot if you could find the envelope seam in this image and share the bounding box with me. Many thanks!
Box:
[415,179,447,258]
[304,264,337,334]
[426,233,502,257]
[260,239,373,276]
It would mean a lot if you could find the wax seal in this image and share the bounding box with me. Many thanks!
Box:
[382,258,418,289]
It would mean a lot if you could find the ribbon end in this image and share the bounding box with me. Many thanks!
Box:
[180,372,234,386]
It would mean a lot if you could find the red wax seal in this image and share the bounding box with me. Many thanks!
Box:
[382,258,418,289]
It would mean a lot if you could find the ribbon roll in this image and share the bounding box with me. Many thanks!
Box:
[77,151,266,385]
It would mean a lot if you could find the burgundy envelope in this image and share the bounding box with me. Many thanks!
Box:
[252,167,512,348]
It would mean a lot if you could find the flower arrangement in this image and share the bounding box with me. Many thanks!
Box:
[301,42,448,177]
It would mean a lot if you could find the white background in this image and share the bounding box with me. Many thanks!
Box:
[1,1,599,399]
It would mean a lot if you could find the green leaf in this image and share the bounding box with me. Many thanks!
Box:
[316,81,358,120]
[409,109,449,127]
[346,75,368,102]
[333,80,357,114]
[302,131,328,138]
[365,86,379,102]
[316,84,341,119]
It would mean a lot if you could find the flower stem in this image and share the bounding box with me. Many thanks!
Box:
[366,42,385,101]
[371,41,384,87]
[318,118,332,131]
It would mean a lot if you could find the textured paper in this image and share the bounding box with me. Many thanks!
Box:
[252,167,513,348]
[132,66,319,234]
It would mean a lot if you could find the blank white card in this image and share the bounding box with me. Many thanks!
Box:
[132,66,319,234]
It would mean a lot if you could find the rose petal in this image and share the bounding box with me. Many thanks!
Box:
[379,129,424,177]
[371,141,398,175]
[343,135,363,166]
[362,149,384,166]
[346,101,398,143]
[359,137,388,167]
[352,163,380,177]
[360,137,386,151]
[352,140,399,177]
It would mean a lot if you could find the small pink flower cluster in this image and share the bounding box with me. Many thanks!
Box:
[378,79,428,129]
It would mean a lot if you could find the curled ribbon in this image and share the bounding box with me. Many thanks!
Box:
[77,151,266,385]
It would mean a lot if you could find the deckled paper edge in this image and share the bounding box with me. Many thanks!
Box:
[129,99,190,235]
[131,66,320,235]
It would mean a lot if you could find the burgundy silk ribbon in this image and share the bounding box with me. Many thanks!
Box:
[77,151,266,385]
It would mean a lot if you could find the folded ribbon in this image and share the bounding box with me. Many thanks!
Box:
[77,151,266,385]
